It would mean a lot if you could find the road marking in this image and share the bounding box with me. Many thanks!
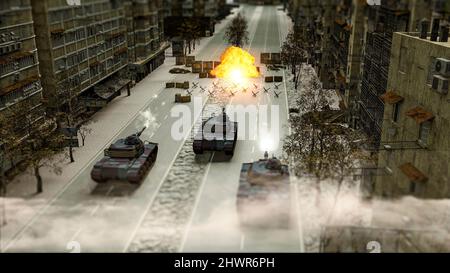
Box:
[164,114,168,120]
[179,152,215,252]
[240,233,245,251]
[90,204,100,216]
[106,185,115,196]
[179,6,264,252]
[123,92,210,253]
[276,5,304,253]
[70,227,83,242]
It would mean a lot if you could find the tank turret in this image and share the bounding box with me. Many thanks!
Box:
[91,127,158,184]
[193,109,238,156]
[104,127,147,158]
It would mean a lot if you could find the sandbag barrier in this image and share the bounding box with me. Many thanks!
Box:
[261,52,282,65]
[166,81,190,89]
[264,76,283,83]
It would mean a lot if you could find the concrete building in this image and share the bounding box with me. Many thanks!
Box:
[369,31,450,199]
[0,0,46,171]
[124,0,169,82]
[30,0,130,117]
[163,0,217,39]
[288,0,366,112]
[357,1,433,147]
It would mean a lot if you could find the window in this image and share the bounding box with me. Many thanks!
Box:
[409,181,416,194]
[418,120,432,145]
[392,102,401,122]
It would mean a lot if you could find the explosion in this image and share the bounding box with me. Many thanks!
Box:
[211,46,260,85]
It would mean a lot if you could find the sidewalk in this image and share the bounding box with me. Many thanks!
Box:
[0,9,239,250]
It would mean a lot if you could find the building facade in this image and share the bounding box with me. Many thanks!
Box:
[124,0,168,82]
[371,32,450,199]
[357,0,433,147]
[163,0,230,39]
[288,0,366,111]
[0,0,46,171]
[30,0,130,117]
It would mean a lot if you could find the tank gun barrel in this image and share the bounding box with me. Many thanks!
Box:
[136,127,146,137]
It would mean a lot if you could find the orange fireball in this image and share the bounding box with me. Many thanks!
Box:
[211,46,260,85]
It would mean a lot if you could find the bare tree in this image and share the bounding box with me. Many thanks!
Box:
[285,73,373,205]
[281,29,308,90]
[1,100,65,193]
[78,120,93,147]
[49,79,84,163]
[225,13,249,48]
[0,112,18,197]
[178,19,202,55]
[284,77,334,200]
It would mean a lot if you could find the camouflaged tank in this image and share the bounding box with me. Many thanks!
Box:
[91,127,158,184]
[193,109,238,156]
[237,153,291,229]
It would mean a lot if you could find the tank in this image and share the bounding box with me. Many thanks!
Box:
[193,109,238,156]
[237,153,291,229]
[90,127,158,184]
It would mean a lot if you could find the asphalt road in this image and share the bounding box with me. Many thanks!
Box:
[4,4,303,252]
[180,5,304,252]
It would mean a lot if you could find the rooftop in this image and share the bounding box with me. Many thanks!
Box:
[398,32,450,49]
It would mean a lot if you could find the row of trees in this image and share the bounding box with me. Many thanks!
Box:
[0,100,64,194]
[281,29,308,90]
[0,86,93,194]
[178,19,204,55]
[283,70,373,205]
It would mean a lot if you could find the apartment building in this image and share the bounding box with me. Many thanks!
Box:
[124,0,168,82]
[370,31,450,199]
[288,0,366,112]
[30,0,130,118]
[0,0,46,171]
[164,0,217,38]
[357,0,432,147]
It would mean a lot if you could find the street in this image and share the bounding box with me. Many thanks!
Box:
[2,4,303,253]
